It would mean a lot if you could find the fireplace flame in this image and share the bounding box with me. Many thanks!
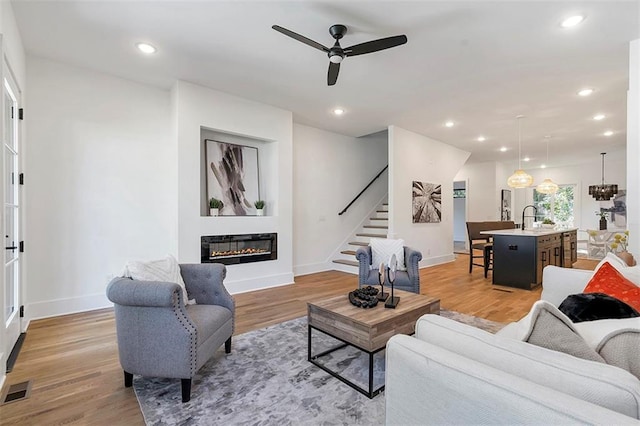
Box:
[210,248,269,258]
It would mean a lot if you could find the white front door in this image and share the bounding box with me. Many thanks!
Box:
[3,64,21,365]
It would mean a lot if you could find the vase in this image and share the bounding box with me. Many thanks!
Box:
[210,208,219,217]
[256,209,264,216]
[599,217,607,230]
[617,251,636,266]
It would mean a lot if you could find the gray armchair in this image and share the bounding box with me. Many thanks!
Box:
[106,263,234,403]
[355,246,422,293]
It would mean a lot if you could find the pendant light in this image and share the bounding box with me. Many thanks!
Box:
[507,115,533,188]
[589,152,618,200]
[536,136,559,194]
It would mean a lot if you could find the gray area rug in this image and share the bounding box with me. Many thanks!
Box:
[134,310,504,425]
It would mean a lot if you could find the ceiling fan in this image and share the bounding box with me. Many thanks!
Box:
[272,24,408,86]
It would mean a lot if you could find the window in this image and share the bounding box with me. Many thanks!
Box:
[453,189,466,198]
[533,185,575,225]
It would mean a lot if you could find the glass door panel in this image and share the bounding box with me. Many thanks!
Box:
[3,67,21,364]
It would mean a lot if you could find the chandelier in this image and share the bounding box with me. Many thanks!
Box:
[536,136,559,194]
[507,115,533,188]
[588,152,618,201]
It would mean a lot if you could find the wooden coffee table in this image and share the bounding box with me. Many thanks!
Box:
[307,289,440,398]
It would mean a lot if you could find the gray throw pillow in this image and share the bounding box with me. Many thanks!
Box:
[597,330,640,380]
[522,301,606,363]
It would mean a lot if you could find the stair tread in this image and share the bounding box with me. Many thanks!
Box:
[356,233,387,238]
[376,210,388,213]
[333,259,359,267]
[349,241,369,246]
[370,217,388,220]
[341,250,357,256]
[363,225,388,229]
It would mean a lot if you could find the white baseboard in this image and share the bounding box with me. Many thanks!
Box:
[293,262,332,277]
[26,293,112,322]
[226,272,295,294]
[22,274,295,322]
[421,253,456,267]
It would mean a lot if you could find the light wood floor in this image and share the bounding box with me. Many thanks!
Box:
[1,255,597,425]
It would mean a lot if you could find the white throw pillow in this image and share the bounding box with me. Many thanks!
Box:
[620,266,640,287]
[125,255,195,305]
[595,253,628,273]
[370,238,406,271]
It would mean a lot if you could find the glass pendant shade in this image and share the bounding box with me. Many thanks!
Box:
[536,137,558,194]
[507,115,532,188]
[508,169,534,188]
[589,153,618,201]
[536,178,559,194]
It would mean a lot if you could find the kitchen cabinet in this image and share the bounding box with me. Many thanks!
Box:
[482,228,578,290]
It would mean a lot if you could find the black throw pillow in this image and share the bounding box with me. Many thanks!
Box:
[558,292,640,323]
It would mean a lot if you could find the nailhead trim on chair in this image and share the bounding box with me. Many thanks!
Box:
[171,289,198,376]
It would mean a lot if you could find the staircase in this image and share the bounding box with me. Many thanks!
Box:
[332,202,389,274]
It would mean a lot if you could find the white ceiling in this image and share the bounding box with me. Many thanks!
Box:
[11,0,640,167]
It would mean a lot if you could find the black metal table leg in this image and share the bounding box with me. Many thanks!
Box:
[307,324,385,399]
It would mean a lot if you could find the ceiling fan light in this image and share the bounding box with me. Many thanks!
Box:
[536,178,559,194]
[507,169,533,188]
[329,54,343,64]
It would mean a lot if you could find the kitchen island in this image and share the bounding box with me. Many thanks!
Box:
[481,228,578,290]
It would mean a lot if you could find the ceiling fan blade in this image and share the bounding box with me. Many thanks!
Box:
[327,62,340,86]
[344,35,407,57]
[272,25,329,53]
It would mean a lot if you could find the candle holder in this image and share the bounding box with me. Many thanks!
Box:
[377,262,389,301]
[385,254,400,309]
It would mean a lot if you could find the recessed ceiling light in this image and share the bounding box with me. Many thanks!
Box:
[499,147,507,152]
[523,157,530,162]
[541,164,547,169]
[333,108,344,116]
[444,121,455,128]
[593,114,605,121]
[561,15,585,28]
[136,42,157,54]
[578,88,594,97]
[604,130,614,136]
[477,136,486,142]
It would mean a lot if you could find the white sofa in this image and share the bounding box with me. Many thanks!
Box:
[385,258,640,425]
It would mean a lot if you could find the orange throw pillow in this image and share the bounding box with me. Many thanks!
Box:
[584,262,640,312]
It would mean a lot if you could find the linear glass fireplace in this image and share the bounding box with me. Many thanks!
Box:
[201,233,277,265]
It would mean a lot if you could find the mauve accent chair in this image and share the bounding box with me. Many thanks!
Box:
[355,246,422,293]
[106,263,234,403]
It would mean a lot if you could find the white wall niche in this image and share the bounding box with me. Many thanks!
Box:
[200,127,276,217]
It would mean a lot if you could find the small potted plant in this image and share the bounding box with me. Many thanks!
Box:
[254,200,265,216]
[596,210,609,230]
[541,218,555,229]
[209,198,223,216]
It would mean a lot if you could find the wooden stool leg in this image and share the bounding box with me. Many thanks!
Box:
[484,246,491,278]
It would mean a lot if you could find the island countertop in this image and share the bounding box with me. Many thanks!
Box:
[481,227,578,237]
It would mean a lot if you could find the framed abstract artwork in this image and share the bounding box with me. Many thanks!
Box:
[501,189,511,221]
[205,139,260,216]
[412,181,442,223]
